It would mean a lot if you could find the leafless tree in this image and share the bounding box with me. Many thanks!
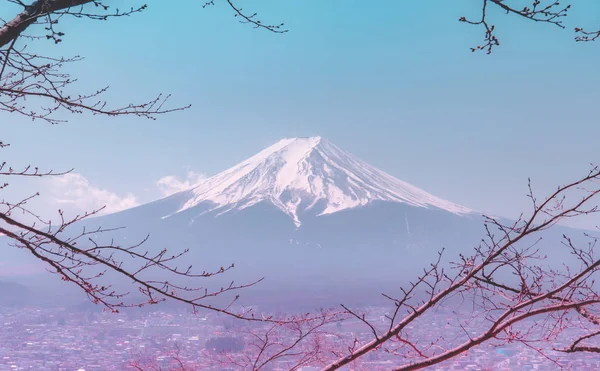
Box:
[207,310,345,371]
[0,0,286,123]
[0,0,285,317]
[460,0,600,53]
[128,310,351,371]
[316,166,600,370]
[137,167,600,370]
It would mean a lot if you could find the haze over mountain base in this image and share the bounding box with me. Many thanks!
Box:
[0,137,589,308]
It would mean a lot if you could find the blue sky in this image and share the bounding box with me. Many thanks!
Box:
[2,0,600,228]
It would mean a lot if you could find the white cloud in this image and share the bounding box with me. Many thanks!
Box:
[156,170,206,197]
[38,169,206,218]
[48,173,139,215]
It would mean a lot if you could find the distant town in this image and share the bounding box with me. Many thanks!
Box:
[1,305,599,371]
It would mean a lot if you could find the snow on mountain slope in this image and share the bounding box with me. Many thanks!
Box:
[166,137,472,226]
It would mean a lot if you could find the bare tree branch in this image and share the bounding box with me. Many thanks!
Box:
[320,165,600,370]
[459,0,586,53]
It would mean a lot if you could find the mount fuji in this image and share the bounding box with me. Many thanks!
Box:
[160,136,473,226]
[57,137,492,302]
[3,137,577,307]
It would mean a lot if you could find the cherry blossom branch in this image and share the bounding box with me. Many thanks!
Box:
[320,165,600,370]
[459,0,581,53]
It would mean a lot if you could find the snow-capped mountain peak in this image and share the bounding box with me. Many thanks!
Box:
[170,137,472,226]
